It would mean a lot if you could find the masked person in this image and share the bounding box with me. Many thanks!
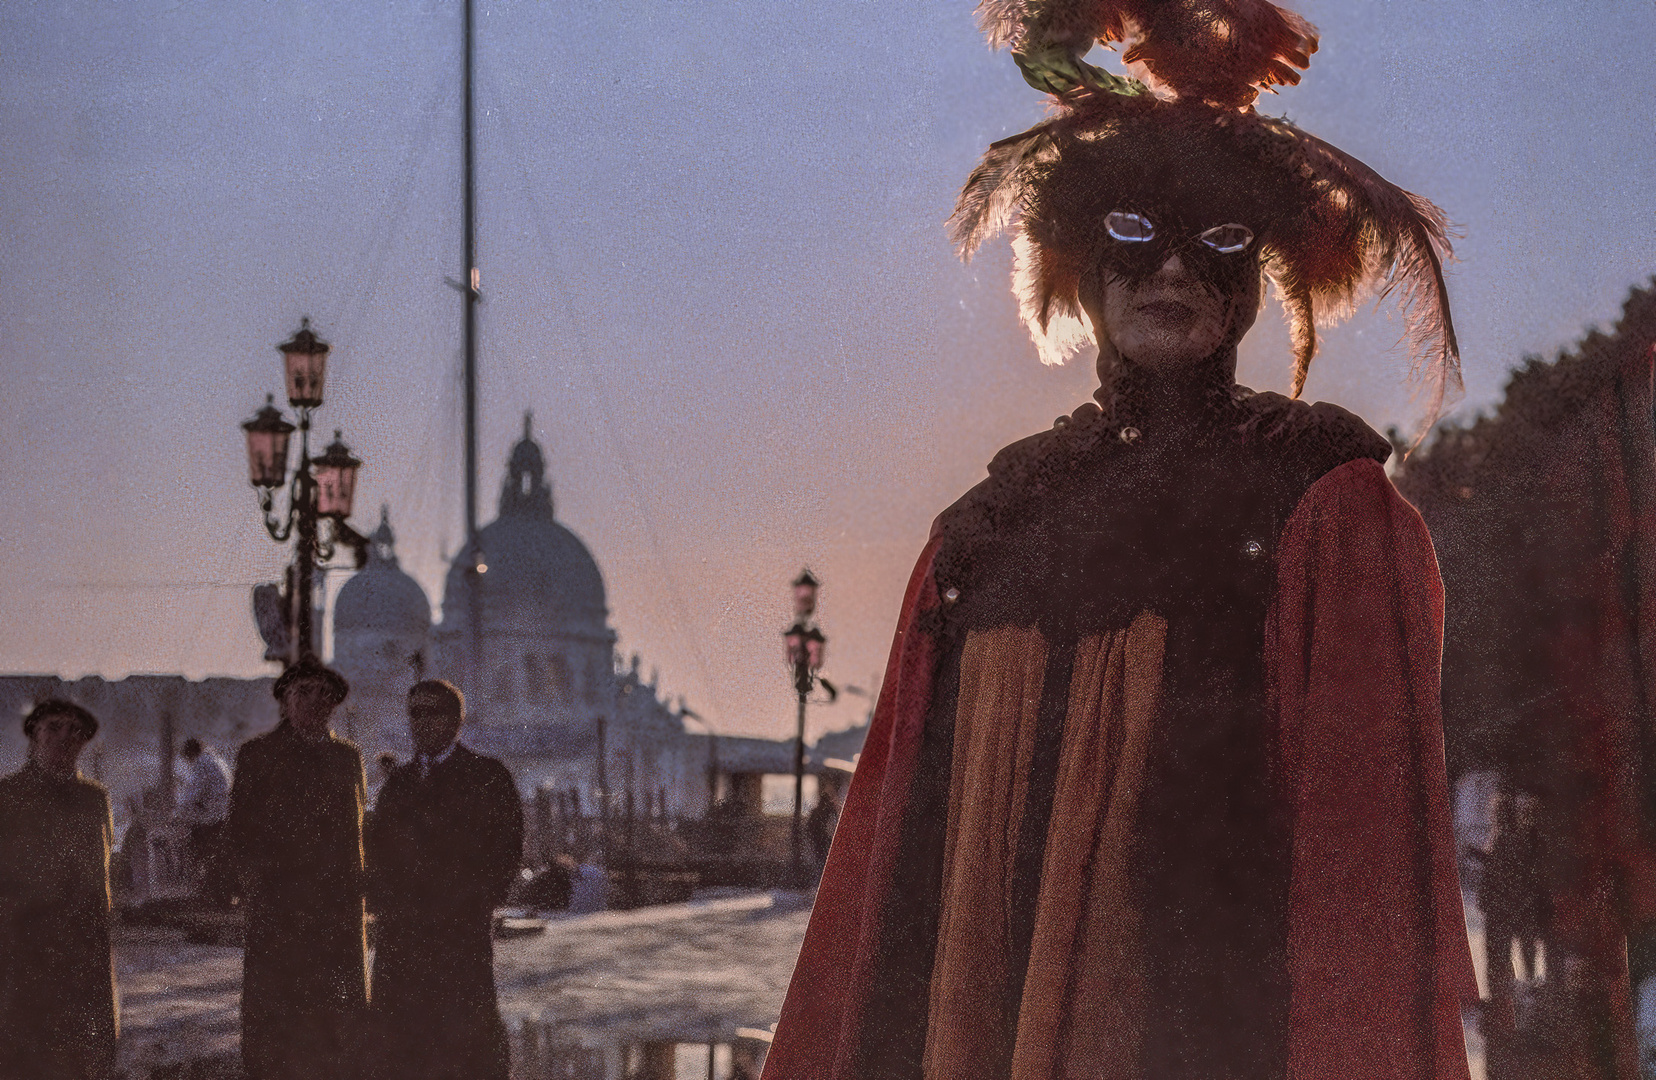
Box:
[225,660,367,1080]
[366,679,522,1080]
[0,700,116,1080]
[762,3,1475,1079]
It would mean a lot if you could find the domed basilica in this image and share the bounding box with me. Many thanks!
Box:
[331,414,698,810]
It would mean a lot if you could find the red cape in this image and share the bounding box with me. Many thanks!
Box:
[763,459,1476,1080]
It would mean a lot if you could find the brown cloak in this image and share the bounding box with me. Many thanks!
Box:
[762,389,1475,1080]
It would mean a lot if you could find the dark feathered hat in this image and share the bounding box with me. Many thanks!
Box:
[954,0,1461,422]
[272,659,350,706]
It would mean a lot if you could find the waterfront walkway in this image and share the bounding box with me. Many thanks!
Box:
[112,888,1496,1080]
[113,890,813,1079]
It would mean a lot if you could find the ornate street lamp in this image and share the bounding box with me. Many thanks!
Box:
[783,569,832,882]
[240,319,367,667]
[279,317,331,409]
[312,431,363,519]
[241,395,294,489]
[783,622,825,695]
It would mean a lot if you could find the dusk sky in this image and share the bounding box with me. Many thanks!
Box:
[2,0,1653,741]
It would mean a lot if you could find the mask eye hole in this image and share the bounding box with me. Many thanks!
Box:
[1199,223,1253,253]
[1105,211,1155,242]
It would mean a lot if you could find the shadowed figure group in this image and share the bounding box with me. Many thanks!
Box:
[222,662,523,1080]
[0,666,522,1080]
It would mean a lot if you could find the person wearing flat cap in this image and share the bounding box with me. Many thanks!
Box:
[0,699,116,1080]
[224,659,368,1080]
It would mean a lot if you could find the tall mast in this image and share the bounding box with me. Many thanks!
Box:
[462,0,479,549]
[461,0,483,696]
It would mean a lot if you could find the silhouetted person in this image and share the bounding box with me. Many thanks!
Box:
[1482,785,1551,1033]
[805,782,842,868]
[367,679,522,1080]
[0,699,116,1080]
[225,661,366,1080]
[177,736,232,904]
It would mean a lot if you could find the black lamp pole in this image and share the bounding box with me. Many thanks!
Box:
[784,570,826,882]
[292,433,319,663]
[240,319,367,666]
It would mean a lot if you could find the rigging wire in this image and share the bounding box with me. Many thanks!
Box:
[326,78,456,389]
[320,67,463,651]
[478,60,729,724]
[383,345,467,622]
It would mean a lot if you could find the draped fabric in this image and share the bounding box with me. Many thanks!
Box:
[923,614,1166,1080]
[1268,460,1476,1079]
[761,458,1475,1080]
[923,624,1049,1076]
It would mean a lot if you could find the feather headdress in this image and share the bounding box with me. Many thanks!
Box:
[954,0,1462,422]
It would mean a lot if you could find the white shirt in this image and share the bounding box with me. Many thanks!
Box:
[177,748,232,825]
[416,741,457,780]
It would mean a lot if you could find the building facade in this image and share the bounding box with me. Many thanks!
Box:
[333,415,706,814]
[1,414,865,836]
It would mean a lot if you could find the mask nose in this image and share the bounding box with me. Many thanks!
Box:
[1156,251,1188,278]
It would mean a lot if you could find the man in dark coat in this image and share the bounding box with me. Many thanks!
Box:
[224,660,367,1080]
[367,679,523,1080]
[0,699,116,1080]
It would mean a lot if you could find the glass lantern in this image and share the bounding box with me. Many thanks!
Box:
[792,569,820,619]
[784,623,808,669]
[241,395,295,489]
[279,318,331,409]
[312,431,362,519]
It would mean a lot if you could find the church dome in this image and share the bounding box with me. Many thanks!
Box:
[334,507,433,635]
[440,415,608,638]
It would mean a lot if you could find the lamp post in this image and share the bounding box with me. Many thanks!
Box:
[240,319,367,666]
[783,569,827,882]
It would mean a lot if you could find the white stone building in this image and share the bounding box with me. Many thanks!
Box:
[1,415,865,831]
[331,415,705,814]
[330,507,433,768]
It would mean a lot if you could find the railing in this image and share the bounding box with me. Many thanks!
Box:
[506,1018,768,1080]
[518,795,822,910]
